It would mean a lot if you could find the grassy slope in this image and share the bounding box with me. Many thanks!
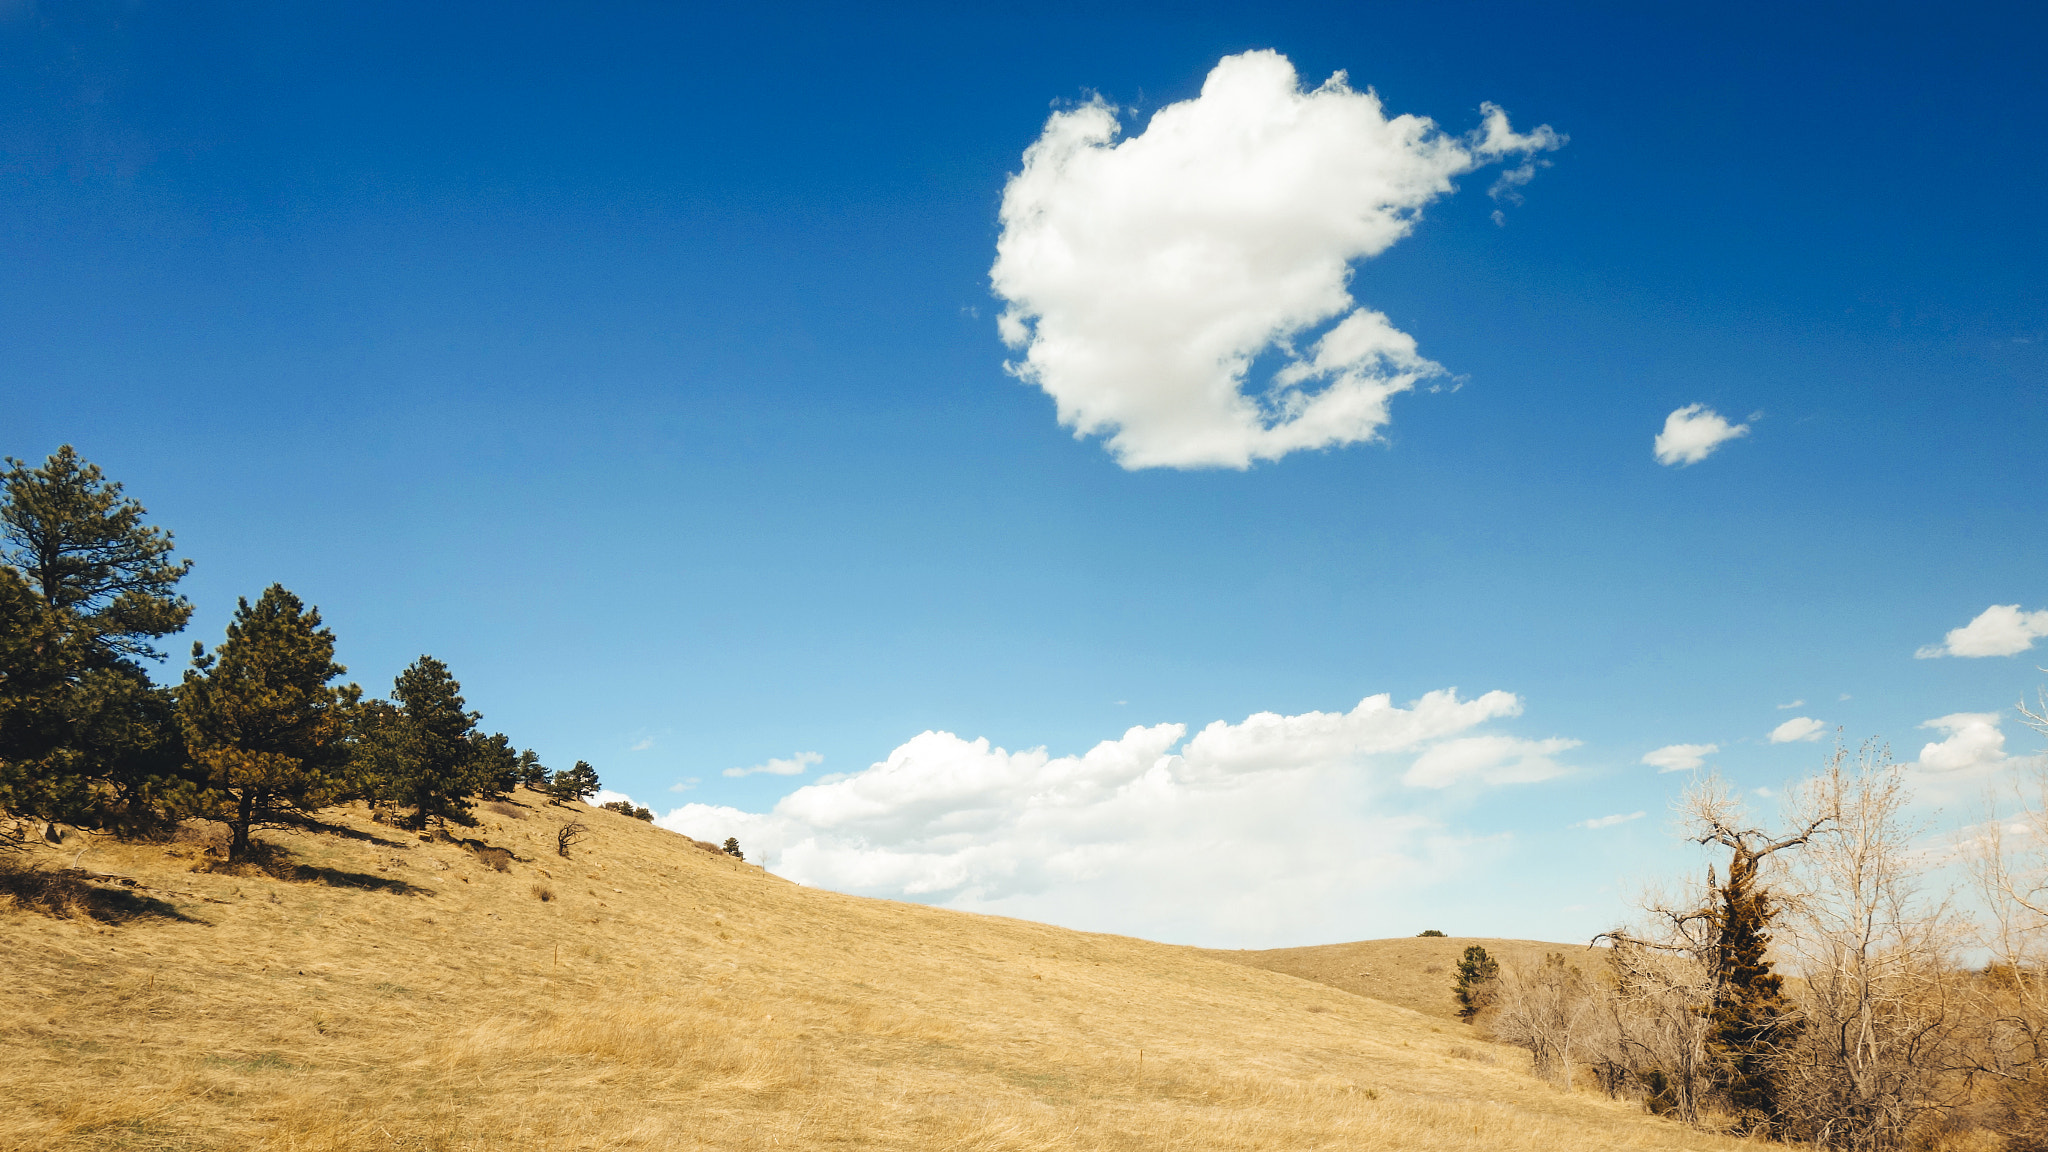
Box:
[1201,936,1604,1022]
[2,790,1748,1151]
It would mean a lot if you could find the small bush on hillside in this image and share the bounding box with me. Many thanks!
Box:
[599,800,652,821]
[1417,929,1446,937]
[722,838,743,860]
[530,882,553,902]
[1453,944,1500,1022]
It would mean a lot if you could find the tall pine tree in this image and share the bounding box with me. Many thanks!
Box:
[0,448,191,832]
[360,656,496,830]
[176,586,357,862]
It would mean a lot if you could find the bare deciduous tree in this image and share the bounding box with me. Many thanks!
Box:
[1489,951,1602,1088]
[1774,742,1967,1151]
[1966,690,2048,1144]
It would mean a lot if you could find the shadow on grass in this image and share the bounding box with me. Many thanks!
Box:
[281,863,431,895]
[274,814,412,848]
[193,841,434,896]
[0,863,208,924]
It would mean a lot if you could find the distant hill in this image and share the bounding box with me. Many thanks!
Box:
[3,791,1738,1150]
[1201,935,1606,1022]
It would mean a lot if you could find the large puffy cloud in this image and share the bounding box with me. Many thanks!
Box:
[1914,713,2009,774]
[1653,404,1750,466]
[989,50,1563,470]
[1916,605,2048,659]
[658,689,1574,945]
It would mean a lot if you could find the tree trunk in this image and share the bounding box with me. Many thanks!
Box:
[229,791,254,862]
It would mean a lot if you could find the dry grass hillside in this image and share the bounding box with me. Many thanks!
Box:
[1203,936,1603,1022]
[3,789,1753,1151]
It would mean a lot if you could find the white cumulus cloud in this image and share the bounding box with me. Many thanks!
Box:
[1642,743,1717,773]
[724,751,823,779]
[1914,713,2008,774]
[1653,404,1750,466]
[1916,605,2048,659]
[1769,716,1827,744]
[1576,811,1645,830]
[658,689,1574,945]
[989,49,1564,470]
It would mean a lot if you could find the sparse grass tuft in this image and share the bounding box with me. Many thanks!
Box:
[530,882,553,902]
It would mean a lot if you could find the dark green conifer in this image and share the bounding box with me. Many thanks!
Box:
[1706,854,1799,1121]
[175,586,357,862]
[0,448,191,833]
[361,656,495,830]
[549,760,600,804]
[2,446,193,664]
[515,749,548,790]
[1453,944,1500,1021]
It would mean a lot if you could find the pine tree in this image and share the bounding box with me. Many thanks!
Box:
[362,656,494,830]
[548,760,600,804]
[1453,944,1500,1021]
[1705,851,1800,1121]
[0,449,191,833]
[1683,782,1828,1130]
[175,586,357,862]
[2,446,193,664]
[0,568,91,844]
[471,731,520,798]
[514,749,548,790]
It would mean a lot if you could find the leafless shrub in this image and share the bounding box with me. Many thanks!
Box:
[1488,951,1602,1088]
[557,822,589,859]
[531,883,553,902]
[484,801,524,820]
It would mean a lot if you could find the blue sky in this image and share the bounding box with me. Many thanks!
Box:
[6,1,2044,946]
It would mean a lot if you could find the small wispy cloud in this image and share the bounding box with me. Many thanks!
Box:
[1776,699,1804,710]
[1769,717,1826,744]
[668,776,701,793]
[628,736,655,753]
[1576,811,1645,830]
[1641,743,1716,773]
[1915,604,2048,659]
[1653,404,1750,466]
[724,751,824,779]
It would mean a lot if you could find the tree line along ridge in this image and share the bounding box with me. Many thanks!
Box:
[0,445,726,868]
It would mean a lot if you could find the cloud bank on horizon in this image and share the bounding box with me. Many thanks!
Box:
[1917,604,2048,659]
[989,49,1563,470]
[654,688,1577,945]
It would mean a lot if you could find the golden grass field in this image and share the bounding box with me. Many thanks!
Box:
[2,788,1759,1151]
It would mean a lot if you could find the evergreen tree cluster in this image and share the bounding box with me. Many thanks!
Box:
[0,446,636,863]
